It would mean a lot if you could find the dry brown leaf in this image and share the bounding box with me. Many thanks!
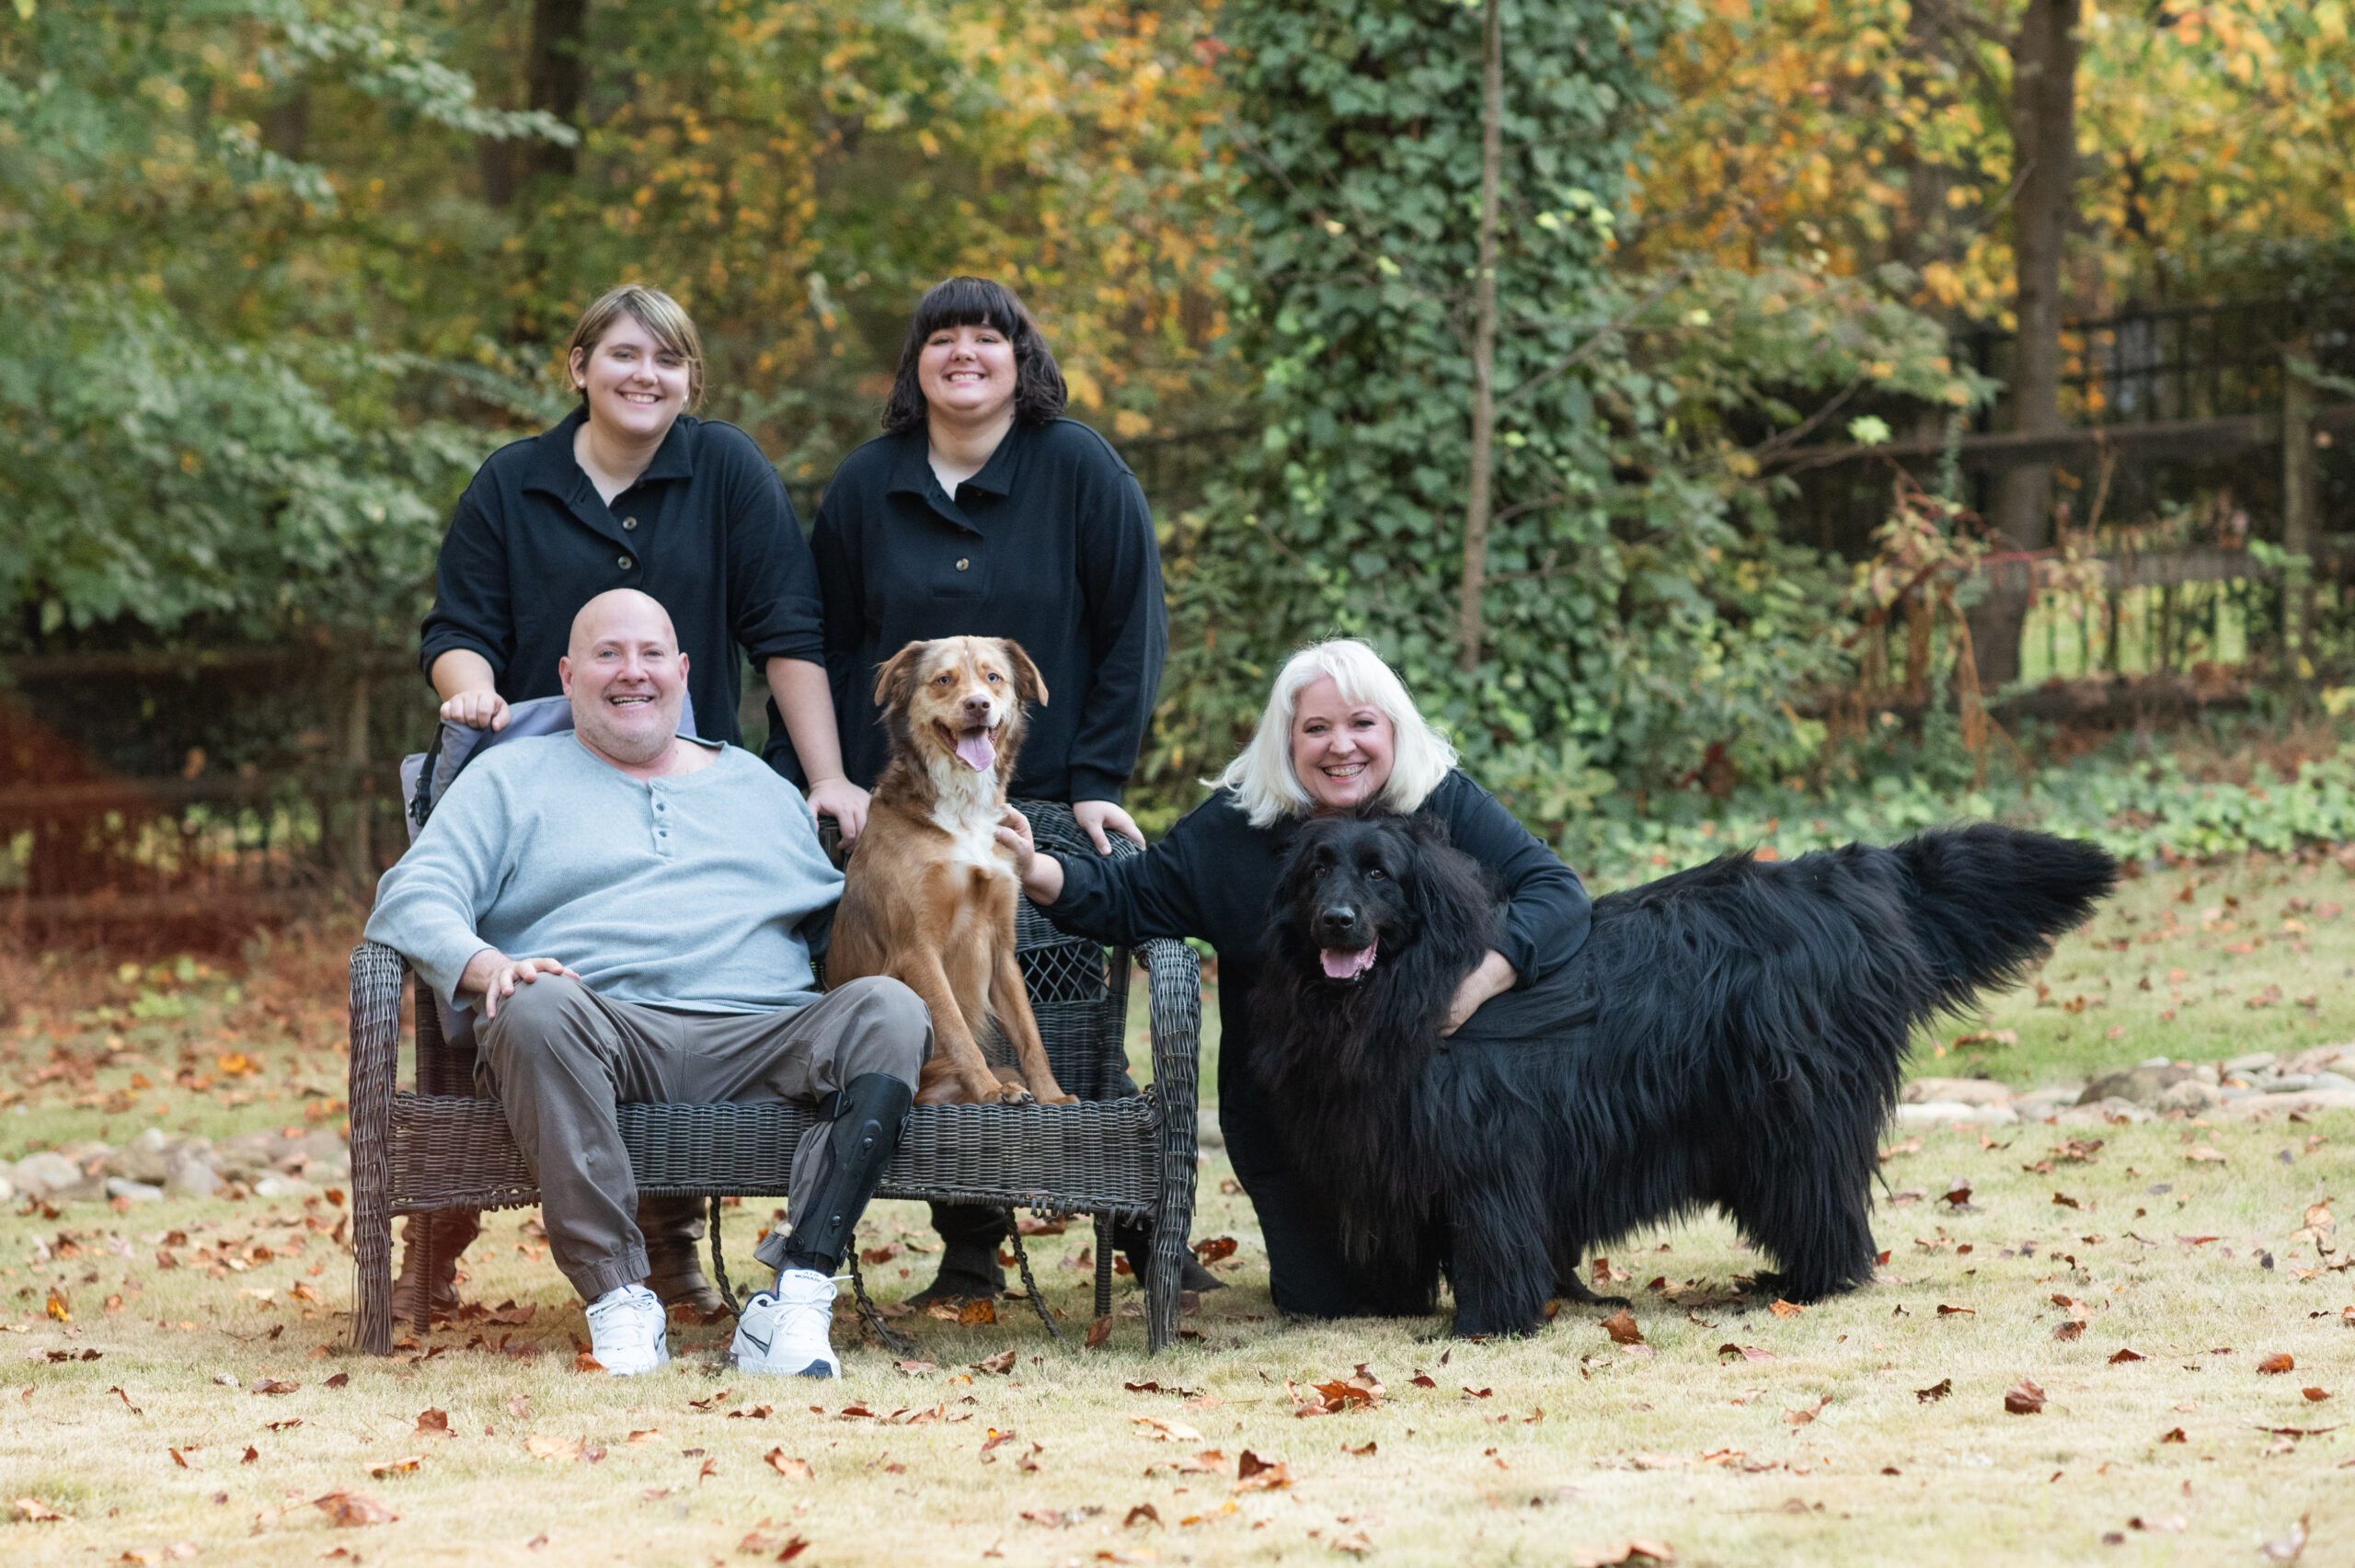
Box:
[573,1352,606,1374]
[1768,1299,1806,1319]
[764,1449,814,1482]
[1192,1236,1238,1265]
[2184,1146,2227,1164]
[958,1299,997,1326]
[2159,1426,2187,1443]
[1717,1344,1775,1364]
[2108,1348,2147,1364]
[1567,1540,1676,1566]
[1130,1414,1203,1442]
[1602,1310,1645,1345]
[2303,1388,2331,1402]
[2053,1322,2085,1343]
[971,1350,1017,1375]
[413,1408,451,1440]
[626,1429,661,1445]
[367,1457,419,1478]
[523,1436,584,1463]
[1784,1396,1831,1427]
[1914,1379,1952,1403]
[251,1379,298,1396]
[1123,1503,1162,1528]
[2005,1379,2047,1415]
[1235,1450,1292,1491]
[1084,1317,1112,1350]
[1175,1450,1226,1474]
[312,1489,398,1527]
[2258,1354,2296,1375]
[17,1497,71,1522]
[1345,1440,1378,1456]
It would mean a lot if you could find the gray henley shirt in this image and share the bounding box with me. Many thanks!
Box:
[364,733,842,1014]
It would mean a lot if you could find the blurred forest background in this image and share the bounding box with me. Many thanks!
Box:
[8,0,2355,935]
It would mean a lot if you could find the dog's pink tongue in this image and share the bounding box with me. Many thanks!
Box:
[954,730,996,773]
[1319,943,1376,980]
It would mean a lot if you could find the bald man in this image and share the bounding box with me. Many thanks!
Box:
[366,590,931,1378]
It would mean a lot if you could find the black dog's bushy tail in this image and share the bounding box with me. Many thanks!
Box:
[1892,824,2119,1010]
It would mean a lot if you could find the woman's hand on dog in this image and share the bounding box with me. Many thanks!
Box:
[1072,799,1145,855]
[457,950,582,1019]
[1439,949,1518,1036]
[995,807,1066,904]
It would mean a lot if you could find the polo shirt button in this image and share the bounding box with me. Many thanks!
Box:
[622,517,638,531]
[617,555,634,570]
[956,557,971,571]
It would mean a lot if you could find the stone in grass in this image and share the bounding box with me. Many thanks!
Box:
[2055,1098,2154,1127]
[1896,1102,2016,1127]
[105,1177,165,1205]
[12,1150,101,1202]
[2076,1064,2195,1108]
[2151,1080,2224,1116]
[163,1149,222,1200]
[1901,1078,2013,1107]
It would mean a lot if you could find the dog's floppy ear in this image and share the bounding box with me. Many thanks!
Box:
[872,640,932,711]
[997,639,1049,708]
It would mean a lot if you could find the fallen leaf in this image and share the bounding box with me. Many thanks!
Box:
[2259,1515,2309,1563]
[1936,1304,1975,1318]
[2005,1379,2047,1415]
[2303,1388,2331,1402]
[971,1349,1017,1376]
[1602,1310,1646,1345]
[16,1497,70,1522]
[1785,1395,1831,1427]
[1768,1299,1806,1320]
[251,1379,298,1396]
[324,1374,349,1389]
[523,1436,586,1463]
[2258,1354,2295,1375]
[2160,1427,2186,1443]
[895,1360,940,1376]
[2053,1322,2085,1343]
[1123,1503,1162,1528]
[1085,1316,1112,1349]
[367,1457,419,1478]
[1345,1440,1378,1456]
[1566,1540,1676,1566]
[764,1449,813,1482]
[413,1408,451,1440]
[2108,1348,2147,1364]
[573,1352,605,1374]
[1192,1236,1238,1265]
[107,1386,144,1415]
[1914,1379,1952,1403]
[1717,1344,1775,1364]
[776,1538,811,1562]
[1175,1450,1226,1474]
[2130,1514,2188,1534]
[169,1448,200,1470]
[1235,1450,1292,1491]
[312,1490,398,1527]
[2184,1146,2227,1165]
[958,1299,997,1326]
[626,1429,661,1445]
[1131,1414,1203,1442]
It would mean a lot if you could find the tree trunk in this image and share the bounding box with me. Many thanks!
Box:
[525,0,589,181]
[1977,0,2080,688]
[1457,0,1503,675]
[2282,343,2317,668]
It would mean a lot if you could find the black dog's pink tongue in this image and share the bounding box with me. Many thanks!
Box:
[954,729,996,773]
[1319,942,1376,980]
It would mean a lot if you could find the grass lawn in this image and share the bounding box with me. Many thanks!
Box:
[5,846,2353,1566]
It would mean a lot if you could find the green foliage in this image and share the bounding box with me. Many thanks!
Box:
[1562,736,2355,894]
[1134,0,1981,834]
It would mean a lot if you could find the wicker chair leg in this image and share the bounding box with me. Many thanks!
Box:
[346,942,405,1357]
[352,1192,394,1356]
[408,1216,440,1338]
[1092,1213,1116,1323]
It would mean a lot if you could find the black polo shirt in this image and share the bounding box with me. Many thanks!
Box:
[419,409,822,746]
[781,418,1166,803]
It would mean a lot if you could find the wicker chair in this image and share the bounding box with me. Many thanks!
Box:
[346,802,1200,1355]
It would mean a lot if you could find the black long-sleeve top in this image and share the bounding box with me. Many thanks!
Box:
[419,409,822,748]
[1043,771,1593,1110]
[779,418,1166,802]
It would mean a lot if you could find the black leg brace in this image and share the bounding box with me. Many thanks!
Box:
[755,1073,913,1277]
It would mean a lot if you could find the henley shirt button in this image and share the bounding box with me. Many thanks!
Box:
[955,557,971,571]
[622,517,638,531]
[617,554,634,570]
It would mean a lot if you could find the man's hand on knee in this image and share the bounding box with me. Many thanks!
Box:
[459,949,581,1019]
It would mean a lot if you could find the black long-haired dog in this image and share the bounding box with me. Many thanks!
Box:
[1251,814,2117,1335]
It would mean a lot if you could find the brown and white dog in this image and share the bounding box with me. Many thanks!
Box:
[827,636,1076,1107]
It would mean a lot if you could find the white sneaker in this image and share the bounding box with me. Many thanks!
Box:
[732,1269,841,1378]
[585,1284,669,1376]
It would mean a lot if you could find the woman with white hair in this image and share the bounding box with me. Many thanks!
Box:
[996,639,1591,1317]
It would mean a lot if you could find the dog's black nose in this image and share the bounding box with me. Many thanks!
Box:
[1317,904,1357,932]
